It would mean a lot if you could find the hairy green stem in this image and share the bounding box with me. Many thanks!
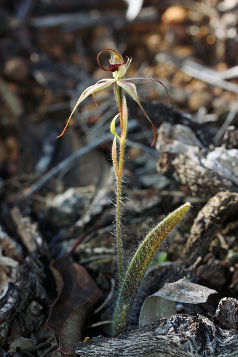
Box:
[113,83,128,286]
[116,140,124,284]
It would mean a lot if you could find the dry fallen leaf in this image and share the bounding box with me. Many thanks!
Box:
[48,255,103,355]
[139,278,217,327]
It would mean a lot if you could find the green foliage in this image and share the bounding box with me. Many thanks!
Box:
[112,203,190,336]
[152,252,168,265]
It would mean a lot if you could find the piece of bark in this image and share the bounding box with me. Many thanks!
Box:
[195,253,226,290]
[221,127,238,149]
[156,122,204,155]
[11,207,43,252]
[183,191,238,265]
[215,297,238,330]
[156,122,237,197]
[201,147,238,186]
[74,314,238,356]
[172,154,236,197]
[0,254,53,347]
[0,224,23,261]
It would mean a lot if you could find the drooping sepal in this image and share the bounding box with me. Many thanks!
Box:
[117,80,156,146]
[57,79,115,138]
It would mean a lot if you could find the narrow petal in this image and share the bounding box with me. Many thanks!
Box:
[117,80,156,146]
[57,79,115,138]
[121,93,128,140]
[123,77,170,103]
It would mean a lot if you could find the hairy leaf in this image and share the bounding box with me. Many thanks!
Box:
[112,202,190,336]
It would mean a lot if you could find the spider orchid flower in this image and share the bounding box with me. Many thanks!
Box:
[57,49,168,146]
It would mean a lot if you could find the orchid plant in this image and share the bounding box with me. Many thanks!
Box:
[58,49,190,337]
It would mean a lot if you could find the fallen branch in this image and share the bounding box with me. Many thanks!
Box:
[23,133,112,199]
[23,120,158,199]
[74,314,238,356]
[184,191,238,265]
[181,59,238,94]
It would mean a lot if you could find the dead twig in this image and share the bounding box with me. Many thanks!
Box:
[24,120,159,199]
[213,105,238,145]
[24,133,113,199]
[181,59,238,94]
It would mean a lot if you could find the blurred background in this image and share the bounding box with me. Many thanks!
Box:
[0,1,238,354]
[0,0,237,185]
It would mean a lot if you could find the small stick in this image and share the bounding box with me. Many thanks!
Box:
[23,133,112,199]
[24,122,140,199]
